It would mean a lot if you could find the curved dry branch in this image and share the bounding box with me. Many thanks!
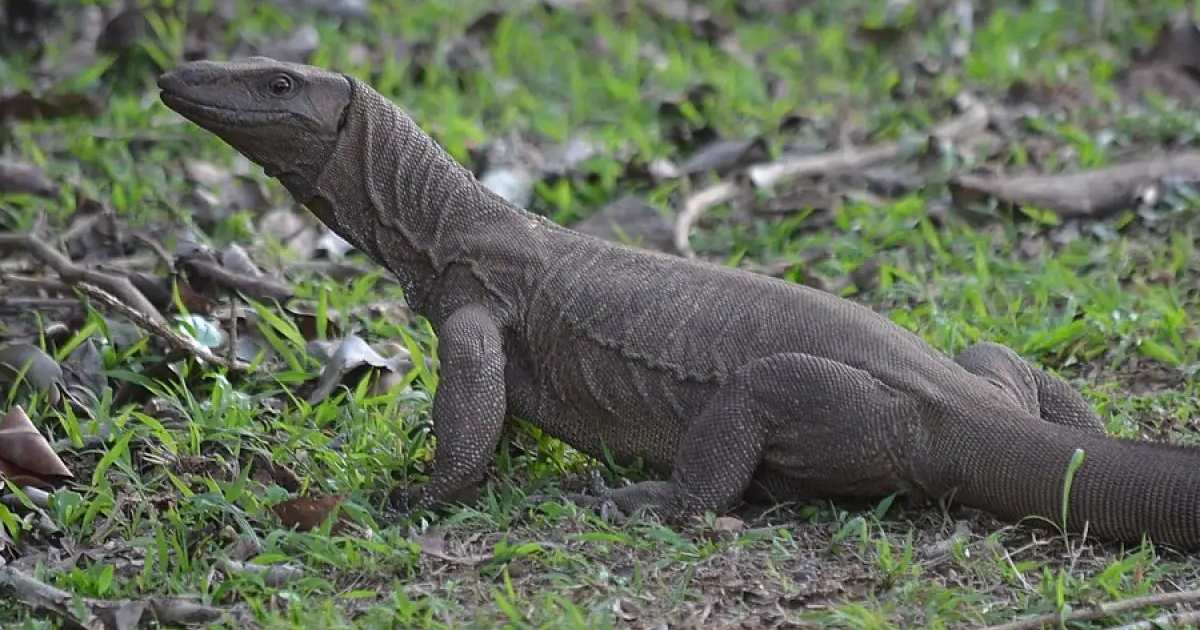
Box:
[673,181,739,258]
[75,282,252,373]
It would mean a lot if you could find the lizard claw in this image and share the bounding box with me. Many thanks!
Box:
[522,473,628,524]
[560,492,628,523]
[588,469,612,496]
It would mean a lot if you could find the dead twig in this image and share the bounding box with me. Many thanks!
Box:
[748,93,989,188]
[0,232,164,323]
[74,282,253,373]
[673,181,739,258]
[181,257,293,302]
[983,589,1200,630]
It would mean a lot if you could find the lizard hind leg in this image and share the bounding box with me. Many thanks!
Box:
[954,342,1104,433]
[599,352,910,520]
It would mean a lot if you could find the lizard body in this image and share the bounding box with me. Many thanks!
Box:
[160,58,1200,547]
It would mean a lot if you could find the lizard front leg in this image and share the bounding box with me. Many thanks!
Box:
[393,304,507,511]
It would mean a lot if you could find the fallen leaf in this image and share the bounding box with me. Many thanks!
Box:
[293,0,368,19]
[259,208,318,257]
[612,598,639,622]
[0,406,73,489]
[246,23,320,63]
[62,194,124,260]
[315,229,355,258]
[94,599,147,630]
[0,343,63,405]
[286,304,342,341]
[175,314,226,349]
[177,244,293,302]
[95,6,150,55]
[0,159,54,196]
[60,339,105,410]
[480,167,534,208]
[181,161,270,227]
[305,335,407,404]
[251,456,301,493]
[272,494,343,531]
[676,138,764,176]
[573,195,674,252]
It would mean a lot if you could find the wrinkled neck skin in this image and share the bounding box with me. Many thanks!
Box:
[294,79,543,326]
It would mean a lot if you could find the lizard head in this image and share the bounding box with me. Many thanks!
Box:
[158,57,352,199]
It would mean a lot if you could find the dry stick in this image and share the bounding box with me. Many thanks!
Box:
[182,257,293,301]
[982,589,1200,630]
[131,231,176,272]
[0,232,164,323]
[74,282,253,373]
[0,564,238,627]
[673,181,739,259]
[747,93,990,189]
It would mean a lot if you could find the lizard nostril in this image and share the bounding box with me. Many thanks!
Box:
[157,70,184,92]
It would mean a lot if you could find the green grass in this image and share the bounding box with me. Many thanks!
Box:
[2,0,1200,627]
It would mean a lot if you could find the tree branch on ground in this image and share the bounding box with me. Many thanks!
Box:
[950,152,1200,218]
[0,232,164,323]
[747,93,989,188]
[982,589,1200,630]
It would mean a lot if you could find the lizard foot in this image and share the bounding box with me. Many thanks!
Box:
[384,487,415,521]
[525,471,628,523]
[560,492,627,523]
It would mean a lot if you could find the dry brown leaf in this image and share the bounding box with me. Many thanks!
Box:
[0,406,73,489]
[272,494,343,531]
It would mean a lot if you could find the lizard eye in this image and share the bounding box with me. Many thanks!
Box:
[268,74,294,96]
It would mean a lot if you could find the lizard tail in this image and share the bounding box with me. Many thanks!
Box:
[937,416,1200,548]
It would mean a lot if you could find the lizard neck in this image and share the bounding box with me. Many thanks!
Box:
[303,78,542,320]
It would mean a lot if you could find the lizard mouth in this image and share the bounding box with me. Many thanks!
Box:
[159,90,290,129]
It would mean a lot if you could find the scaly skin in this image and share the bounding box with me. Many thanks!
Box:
[159,58,1200,547]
